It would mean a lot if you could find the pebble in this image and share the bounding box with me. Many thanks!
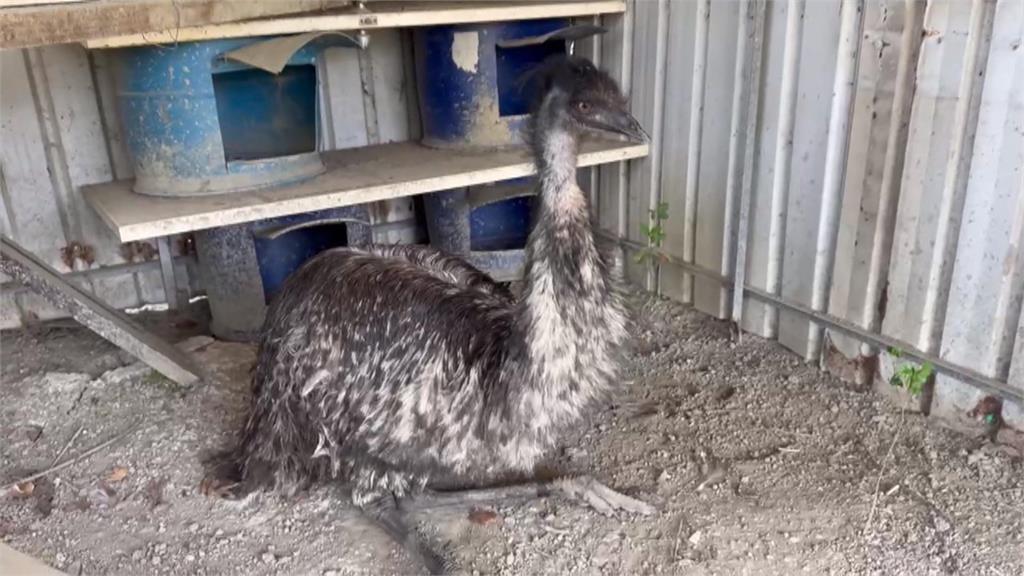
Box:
[188,523,200,533]
[262,552,277,564]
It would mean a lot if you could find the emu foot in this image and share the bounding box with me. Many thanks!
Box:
[553,475,656,516]
[361,494,453,575]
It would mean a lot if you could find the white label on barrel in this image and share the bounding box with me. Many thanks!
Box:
[451,31,479,74]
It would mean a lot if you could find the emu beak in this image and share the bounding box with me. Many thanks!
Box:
[590,108,649,143]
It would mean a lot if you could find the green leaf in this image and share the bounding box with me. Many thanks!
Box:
[889,347,903,358]
[920,361,935,379]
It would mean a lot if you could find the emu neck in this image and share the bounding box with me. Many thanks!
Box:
[532,94,581,216]
[508,92,625,433]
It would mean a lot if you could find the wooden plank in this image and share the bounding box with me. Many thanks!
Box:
[0,0,351,49]
[0,542,65,576]
[0,0,85,9]
[83,139,648,243]
[0,235,201,386]
[84,1,627,49]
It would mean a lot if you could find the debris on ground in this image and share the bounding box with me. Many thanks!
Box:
[1,295,1022,575]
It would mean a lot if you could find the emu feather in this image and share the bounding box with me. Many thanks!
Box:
[206,55,650,574]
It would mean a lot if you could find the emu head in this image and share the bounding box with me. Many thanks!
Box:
[529,54,648,143]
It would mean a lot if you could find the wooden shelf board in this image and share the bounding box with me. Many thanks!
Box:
[83,1,626,49]
[84,138,647,242]
[1,0,352,50]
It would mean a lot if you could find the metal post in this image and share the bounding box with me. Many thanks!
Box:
[646,0,670,292]
[722,0,754,318]
[919,0,996,354]
[156,236,179,310]
[589,13,603,217]
[807,0,865,362]
[731,0,767,328]
[616,0,636,268]
[860,0,924,354]
[764,0,805,339]
[682,0,710,304]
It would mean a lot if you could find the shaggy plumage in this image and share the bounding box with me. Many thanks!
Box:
[207,54,648,574]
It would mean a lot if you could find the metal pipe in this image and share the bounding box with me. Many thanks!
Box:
[731,0,768,327]
[764,0,805,338]
[989,167,1024,376]
[0,256,193,295]
[646,0,670,292]
[597,229,1024,405]
[721,0,755,318]
[156,236,179,309]
[682,0,710,304]
[807,0,865,361]
[859,0,924,351]
[919,0,996,354]
[589,13,603,217]
[23,48,82,246]
[616,0,635,249]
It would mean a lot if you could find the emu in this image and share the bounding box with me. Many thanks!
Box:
[206,54,650,573]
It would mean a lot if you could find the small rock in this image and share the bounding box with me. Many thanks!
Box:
[688,530,703,546]
[185,554,196,562]
[261,552,277,564]
[188,523,200,533]
[323,570,338,576]
[214,528,225,538]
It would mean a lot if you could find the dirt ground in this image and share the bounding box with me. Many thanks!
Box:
[1,293,1022,576]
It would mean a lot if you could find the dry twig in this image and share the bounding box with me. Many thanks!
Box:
[2,421,143,493]
[50,425,85,467]
[864,409,906,533]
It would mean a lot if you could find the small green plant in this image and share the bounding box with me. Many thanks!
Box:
[887,347,934,397]
[636,202,669,264]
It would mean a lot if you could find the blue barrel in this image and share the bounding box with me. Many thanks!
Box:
[113,37,327,196]
[251,207,371,300]
[413,18,570,150]
[470,184,535,251]
[194,205,371,341]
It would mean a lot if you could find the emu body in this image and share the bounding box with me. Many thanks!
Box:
[211,55,649,574]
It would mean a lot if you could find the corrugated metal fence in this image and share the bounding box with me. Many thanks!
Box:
[1,1,1020,429]
[591,0,1023,429]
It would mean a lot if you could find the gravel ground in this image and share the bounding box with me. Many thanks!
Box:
[1,294,1022,575]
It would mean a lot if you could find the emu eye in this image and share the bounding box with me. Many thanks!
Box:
[576,101,591,113]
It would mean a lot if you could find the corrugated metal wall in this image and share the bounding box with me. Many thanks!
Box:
[596,0,1023,429]
[0,30,419,329]
[2,2,1020,428]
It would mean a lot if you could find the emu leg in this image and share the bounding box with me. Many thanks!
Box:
[552,475,655,516]
[415,474,654,517]
[359,493,450,575]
